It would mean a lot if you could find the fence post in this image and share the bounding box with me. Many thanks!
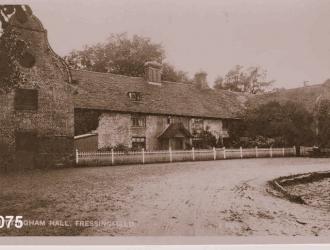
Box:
[240,146,243,159]
[223,147,226,159]
[270,146,273,158]
[282,147,285,157]
[75,149,79,164]
[255,146,258,158]
[142,148,145,164]
[293,145,296,156]
[192,147,195,161]
[111,148,114,165]
[169,147,173,162]
[213,147,216,160]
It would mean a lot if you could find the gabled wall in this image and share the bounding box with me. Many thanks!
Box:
[0,10,74,170]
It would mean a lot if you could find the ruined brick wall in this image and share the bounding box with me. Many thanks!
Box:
[0,11,74,170]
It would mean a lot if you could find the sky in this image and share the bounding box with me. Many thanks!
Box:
[20,0,330,88]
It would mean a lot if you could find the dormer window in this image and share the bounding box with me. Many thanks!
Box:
[127,92,142,102]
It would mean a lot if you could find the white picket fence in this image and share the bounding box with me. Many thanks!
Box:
[300,146,314,156]
[75,146,297,167]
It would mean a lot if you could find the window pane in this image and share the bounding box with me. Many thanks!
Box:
[128,92,142,101]
[132,137,146,150]
[131,115,146,127]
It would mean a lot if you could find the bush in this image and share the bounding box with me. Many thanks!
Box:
[98,144,131,153]
[228,101,314,147]
[192,128,217,149]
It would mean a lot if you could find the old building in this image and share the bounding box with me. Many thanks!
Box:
[72,62,245,151]
[0,5,244,172]
[0,7,74,170]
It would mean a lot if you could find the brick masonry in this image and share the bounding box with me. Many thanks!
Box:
[0,11,74,171]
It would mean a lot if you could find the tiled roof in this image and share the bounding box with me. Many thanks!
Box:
[72,69,246,119]
[158,123,193,139]
[247,79,330,112]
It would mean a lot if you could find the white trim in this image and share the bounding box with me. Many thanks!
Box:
[74,133,97,140]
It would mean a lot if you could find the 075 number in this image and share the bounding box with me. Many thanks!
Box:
[0,216,23,229]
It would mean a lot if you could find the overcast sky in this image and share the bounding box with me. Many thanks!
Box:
[23,0,330,88]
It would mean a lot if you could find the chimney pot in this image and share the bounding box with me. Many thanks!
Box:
[144,61,162,83]
[194,71,209,89]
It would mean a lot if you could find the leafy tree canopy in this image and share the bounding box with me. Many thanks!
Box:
[316,99,330,147]
[65,33,194,82]
[213,65,274,94]
[65,33,176,81]
[0,5,30,93]
[228,101,314,147]
[65,33,164,77]
[161,62,192,83]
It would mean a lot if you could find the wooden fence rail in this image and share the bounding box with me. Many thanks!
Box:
[76,146,297,167]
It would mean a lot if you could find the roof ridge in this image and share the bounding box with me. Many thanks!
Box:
[278,83,324,92]
[161,80,193,85]
[70,68,144,80]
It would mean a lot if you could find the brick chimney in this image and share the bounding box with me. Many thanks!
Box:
[144,61,162,83]
[194,71,209,89]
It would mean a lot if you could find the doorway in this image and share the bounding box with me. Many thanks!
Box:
[14,131,37,170]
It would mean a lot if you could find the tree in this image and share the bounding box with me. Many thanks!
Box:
[65,33,165,76]
[65,33,190,81]
[0,5,29,93]
[228,101,314,147]
[316,99,330,147]
[215,65,273,94]
[161,62,191,83]
[65,33,167,77]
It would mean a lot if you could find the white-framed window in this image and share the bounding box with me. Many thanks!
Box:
[127,92,142,101]
[191,118,204,133]
[131,115,146,127]
[132,137,146,150]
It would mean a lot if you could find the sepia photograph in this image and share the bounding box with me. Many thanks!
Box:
[0,0,330,245]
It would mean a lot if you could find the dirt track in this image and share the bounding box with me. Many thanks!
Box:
[82,158,330,236]
[1,158,330,236]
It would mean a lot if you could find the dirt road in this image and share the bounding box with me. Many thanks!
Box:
[82,158,330,236]
[1,158,330,236]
